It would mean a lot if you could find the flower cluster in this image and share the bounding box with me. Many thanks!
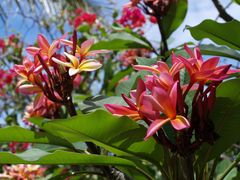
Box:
[14,33,108,119]
[105,45,237,153]
[70,8,97,28]
[118,49,151,66]
[117,6,146,29]
[0,165,46,180]
[8,142,30,153]
[0,34,21,53]
[0,69,15,95]
[23,94,61,123]
[124,0,174,25]
[0,38,5,51]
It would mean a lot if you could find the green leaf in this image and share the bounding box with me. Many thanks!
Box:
[136,57,158,66]
[200,44,240,61]
[107,68,133,92]
[197,79,240,162]
[91,32,151,50]
[234,0,240,5]
[0,149,153,179]
[80,95,126,113]
[187,20,240,50]
[115,72,141,96]
[216,159,237,180]
[30,110,163,165]
[0,148,137,167]
[0,126,74,149]
[115,69,150,96]
[162,0,188,38]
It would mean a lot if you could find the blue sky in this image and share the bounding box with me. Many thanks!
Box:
[0,0,239,46]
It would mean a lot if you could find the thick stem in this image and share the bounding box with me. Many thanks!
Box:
[63,91,125,180]
[157,18,169,57]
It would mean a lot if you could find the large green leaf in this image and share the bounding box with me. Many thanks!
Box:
[0,149,144,173]
[200,44,240,61]
[0,126,74,149]
[0,148,153,179]
[162,0,188,38]
[91,32,151,50]
[215,159,237,180]
[187,20,240,50]
[197,79,240,162]
[79,95,126,113]
[30,110,163,166]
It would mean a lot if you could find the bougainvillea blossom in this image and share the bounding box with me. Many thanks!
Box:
[118,6,146,29]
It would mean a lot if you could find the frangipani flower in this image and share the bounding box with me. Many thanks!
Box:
[61,39,109,60]
[105,79,158,121]
[52,52,102,76]
[133,60,183,77]
[177,45,232,84]
[18,84,42,95]
[143,82,190,140]
[26,34,61,60]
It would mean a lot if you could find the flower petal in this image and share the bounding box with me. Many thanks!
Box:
[169,82,178,109]
[78,59,102,72]
[135,79,146,105]
[200,57,219,71]
[37,34,50,50]
[104,104,140,120]
[52,57,72,68]
[26,47,40,55]
[80,39,94,55]
[61,39,73,46]
[87,50,110,56]
[18,84,42,95]
[170,115,190,130]
[184,44,195,58]
[156,61,169,73]
[133,65,160,74]
[69,68,80,76]
[121,94,137,110]
[142,94,164,112]
[152,87,176,118]
[64,52,79,68]
[144,119,170,140]
[194,47,203,61]
[48,40,60,57]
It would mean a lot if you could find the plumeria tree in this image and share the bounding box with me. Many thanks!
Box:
[1,0,240,179]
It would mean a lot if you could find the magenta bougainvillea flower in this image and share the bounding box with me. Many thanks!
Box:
[118,6,146,29]
[71,8,97,28]
[119,49,151,66]
[0,38,6,50]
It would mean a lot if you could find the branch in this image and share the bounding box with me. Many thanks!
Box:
[212,0,234,22]
[156,18,169,58]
